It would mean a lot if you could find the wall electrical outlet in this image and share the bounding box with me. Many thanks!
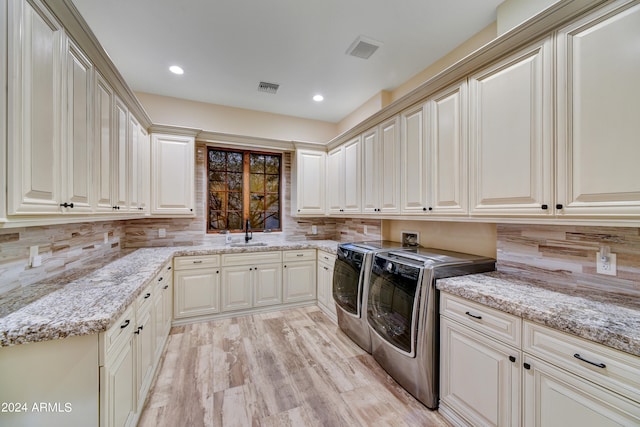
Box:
[311,225,318,235]
[596,251,617,276]
[158,228,166,238]
[103,232,109,244]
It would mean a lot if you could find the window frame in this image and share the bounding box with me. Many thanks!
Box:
[206,146,283,234]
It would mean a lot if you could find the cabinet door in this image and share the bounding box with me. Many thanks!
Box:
[427,81,468,215]
[317,260,336,318]
[401,104,428,213]
[128,114,139,211]
[294,149,326,215]
[64,40,93,213]
[7,0,64,214]
[362,128,380,214]
[469,37,553,216]
[135,304,154,411]
[440,317,521,427]
[326,146,344,214]
[380,117,401,214]
[283,261,316,303]
[113,98,128,211]
[221,266,252,312]
[138,127,150,213]
[523,355,640,427]
[556,0,640,217]
[94,72,114,212]
[151,133,195,215]
[253,263,282,307]
[174,268,220,318]
[343,136,362,213]
[103,337,136,427]
[161,274,173,338]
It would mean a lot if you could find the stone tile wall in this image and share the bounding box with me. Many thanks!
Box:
[0,222,125,294]
[497,224,640,297]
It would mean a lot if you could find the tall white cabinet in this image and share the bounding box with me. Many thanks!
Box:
[151,133,195,215]
[556,0,640,217]
[362,117,401,214]
[327,137,362,214]
[426,81,468,216]
[7,0,64,215]
[469,37,553,217]
[400,104,429,213]
[292,149,326,215]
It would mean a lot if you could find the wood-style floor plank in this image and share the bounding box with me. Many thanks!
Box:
[139,306,451,427]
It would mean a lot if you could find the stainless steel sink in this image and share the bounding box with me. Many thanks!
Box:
[230,242,268,247]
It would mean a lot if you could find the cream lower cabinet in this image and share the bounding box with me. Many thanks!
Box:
[440,293,521,427]
[101,305,137,427]
[316,250,336,320]
[283,249,317,303]
[221,251,283,311]
[440,292,640,427]
[173,255,221,319]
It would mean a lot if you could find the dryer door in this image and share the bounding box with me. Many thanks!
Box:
[332,248,365,316]
[367,255,422,356]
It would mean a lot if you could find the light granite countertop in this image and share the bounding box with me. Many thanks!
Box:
[0,240,338,347]
[437,271,640,357]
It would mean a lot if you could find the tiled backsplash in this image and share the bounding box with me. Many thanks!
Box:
[0,222,125,295]
[497,224,640,297]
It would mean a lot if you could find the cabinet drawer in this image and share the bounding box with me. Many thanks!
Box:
[317,250,336,264]
[283,249,317,262]
[174,255,220,270]
[101,305,135,364]
[440,292,521,347]
[154,263,172,292]
[222,251,281,266]
[523,321,640,403]
[136,283,154,312]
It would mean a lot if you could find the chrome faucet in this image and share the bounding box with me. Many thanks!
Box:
[245,219,253,243]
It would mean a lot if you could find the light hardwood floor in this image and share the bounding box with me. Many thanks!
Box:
[139,306,451,427]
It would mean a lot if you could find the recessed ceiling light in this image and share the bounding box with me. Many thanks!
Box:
[169,65,184,75]
[313,94,324,102]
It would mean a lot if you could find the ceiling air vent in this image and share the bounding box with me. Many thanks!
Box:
[258,81,280,94]
[346,36,382,59]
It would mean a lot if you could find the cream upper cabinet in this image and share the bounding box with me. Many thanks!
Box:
[327,136,362,214]
[293,149,326,215]
[151,133,195,215]
[469,37,553,217]
[362,127,379,214]
[7,0,64,215]
[64,39,93,213]
[326,146,344,214]
[137,126,150,213]
[556,0,640,218]
[401,103,429,213]
[379,117,401,214]
[94,72,115,213]
[113,97,129,212]
[362,116,401,214]
[343,136,362,213]
[426,81,468,216]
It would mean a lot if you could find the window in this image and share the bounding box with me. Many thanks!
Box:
[207,148,281,233]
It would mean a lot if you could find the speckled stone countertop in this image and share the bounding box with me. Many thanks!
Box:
[437,271,640,357]
[0,240,338,347]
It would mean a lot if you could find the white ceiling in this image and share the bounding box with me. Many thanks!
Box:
[71,0,504,123]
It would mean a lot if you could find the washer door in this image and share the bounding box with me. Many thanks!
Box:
[332,248,364,316]
[367,256,422,356]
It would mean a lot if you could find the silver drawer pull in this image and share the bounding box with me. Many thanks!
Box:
[574,353,606,369]
[465,311,482,320]
[193,260,203,264]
